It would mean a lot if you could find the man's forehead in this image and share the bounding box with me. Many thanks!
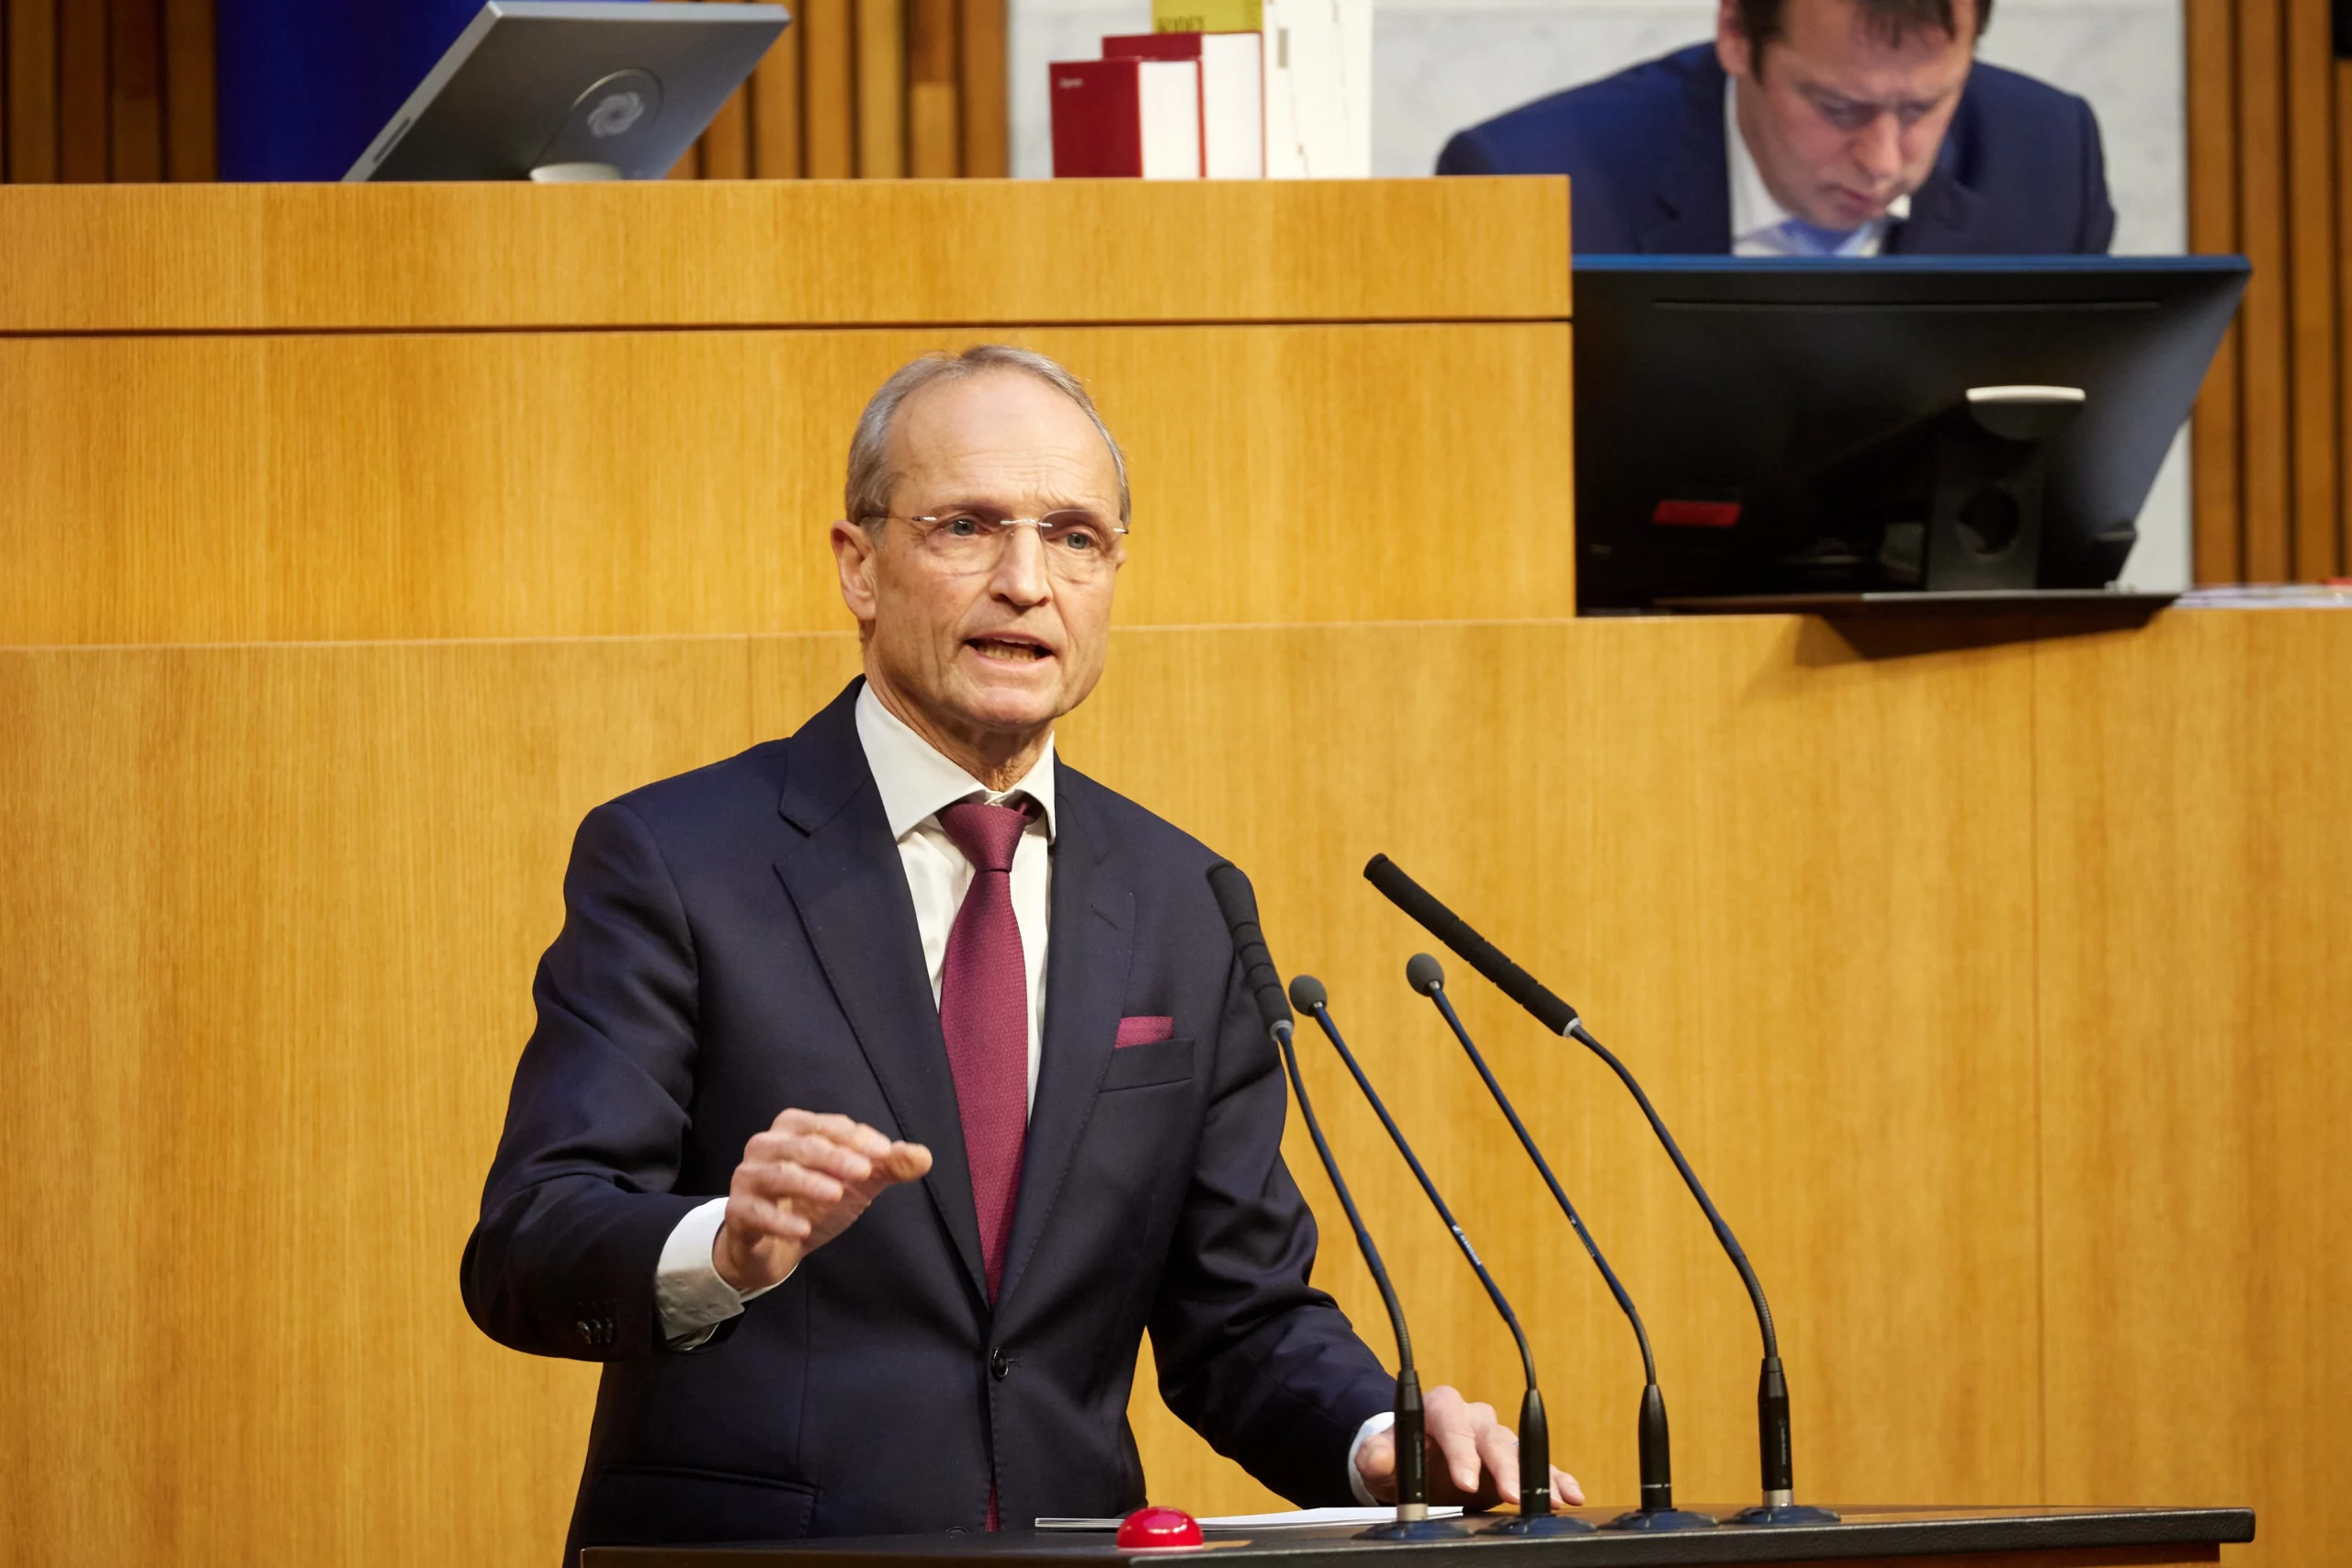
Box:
[888,373,1118,487]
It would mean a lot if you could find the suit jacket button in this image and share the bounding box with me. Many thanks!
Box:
[989,1348,1011,1381]
[577,1320,594,1342]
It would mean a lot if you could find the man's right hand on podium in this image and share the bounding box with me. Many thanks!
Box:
[714,1109,934,1294]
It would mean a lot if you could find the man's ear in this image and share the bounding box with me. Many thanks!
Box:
[831,519,881,626]
[1716,0,1755,78]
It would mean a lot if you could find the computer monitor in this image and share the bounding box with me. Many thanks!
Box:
[1571,256,2249,613]
[345,1,790,183]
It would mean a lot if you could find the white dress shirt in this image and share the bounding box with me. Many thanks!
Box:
[654,684,1056,1345]
[650,684,1387,1500]
[1727,78,1909,257]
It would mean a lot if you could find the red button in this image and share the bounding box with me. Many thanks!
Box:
[1117,1506,1204,1550]
[1651,500,1742,528]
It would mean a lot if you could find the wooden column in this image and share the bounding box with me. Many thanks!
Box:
[2187,0,2351,583]
[803,0,856,178]
[908,0,959,176]
[3,0,211,185]
[960,0,1008,177]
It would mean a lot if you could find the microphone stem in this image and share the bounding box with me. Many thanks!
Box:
[1566,1021,1781,1364]
[1272,1019,1430,1514]
[1430,987,1660,1386]
[1306,1004,1541,1394]
[1272,1021,1415,1376]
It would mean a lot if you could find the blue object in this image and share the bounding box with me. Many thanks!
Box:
[217,0,645,180]
[1435,43,2115,255]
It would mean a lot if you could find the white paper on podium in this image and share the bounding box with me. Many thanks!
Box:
[1035,1506,1464,1530]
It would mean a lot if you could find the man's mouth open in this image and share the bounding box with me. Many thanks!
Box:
[968,635,1052,663]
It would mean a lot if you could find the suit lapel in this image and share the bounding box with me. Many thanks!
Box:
[1886,167,1983,254]
[771,682,989,1303]
[1638,54,1735,254]
[1887,105,1983,254]
[995,765,1134,1312]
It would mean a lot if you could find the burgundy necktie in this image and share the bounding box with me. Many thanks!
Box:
[935,798,1034,1305]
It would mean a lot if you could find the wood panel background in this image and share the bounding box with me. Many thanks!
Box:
[663,0,1007,179]
[1,0,214,182]
[4,179,2341,1568]
[0,180,1574,646]
[2186,0,2352,582]
[0,0,1001,186]
[3,614,2344,1568]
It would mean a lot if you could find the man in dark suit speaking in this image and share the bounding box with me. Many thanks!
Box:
[1438,0,2113,255]
[462,346,1580,1560]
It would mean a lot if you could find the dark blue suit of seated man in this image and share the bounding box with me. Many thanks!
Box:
[460,345,1586,1564]
[1438,0,2113,256]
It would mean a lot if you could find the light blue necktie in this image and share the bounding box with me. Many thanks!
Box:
[1774,216,1865,255]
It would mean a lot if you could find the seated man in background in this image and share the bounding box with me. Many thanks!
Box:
[462,345,1578,1562]
[1438,0,2113,256]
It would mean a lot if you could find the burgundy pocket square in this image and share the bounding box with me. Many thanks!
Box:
[1115,1016,1174,1047]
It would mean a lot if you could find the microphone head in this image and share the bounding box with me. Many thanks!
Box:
[1287,974,1329,1014]
[1205,860,1295,1035]
[1405,953,1445,996]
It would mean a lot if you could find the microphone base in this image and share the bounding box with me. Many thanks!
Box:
[1728,1502,1842,1527]
[1356,1517,1471,1541]
[1478,1512,1596,1537]
[1601,1507,1719,1532]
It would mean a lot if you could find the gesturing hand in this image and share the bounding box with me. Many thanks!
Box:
[712,1110,933,1294]
[1351,1384,1586,1512]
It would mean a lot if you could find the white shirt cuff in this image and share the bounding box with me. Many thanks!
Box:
[655,1197,786,1349]
[1346,1409,1396,1505]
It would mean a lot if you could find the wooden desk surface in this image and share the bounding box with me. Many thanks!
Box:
[0,178,1568,333]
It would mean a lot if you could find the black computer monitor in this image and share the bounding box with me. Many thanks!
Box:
[1571,256,2249,612]
[346,1,789,183]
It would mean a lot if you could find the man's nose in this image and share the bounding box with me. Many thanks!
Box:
[989,525,1052,604]
[1852,113,1904,183]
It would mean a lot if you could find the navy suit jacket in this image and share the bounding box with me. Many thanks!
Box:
[461,680,1394,1561]
[1437,44,2114,255]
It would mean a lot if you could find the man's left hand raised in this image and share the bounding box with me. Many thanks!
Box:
[1351,1384,1585,1512]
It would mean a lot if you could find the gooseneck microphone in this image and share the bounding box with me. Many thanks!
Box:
[1366,855,1838,1529]
[1289,974,1590,1538]
[1405,953,1713,1533]
[1204,862,1455,1541]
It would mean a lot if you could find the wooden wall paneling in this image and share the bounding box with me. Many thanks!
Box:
[751,16,802,178]
[107,0,160,181]
[960,0,1007,177]
[854,0,906,176]
[0,322,1572,644]
[2284,0,2339,580]
[702,81,752,178]
[2340,61,2352,571]
[2233,0,2292,581]
[2032,610,2352,1568]
[908,0,959,176]
[5,0,56,182]
[56,0,101,181]
[667,139,703,178]
[6,615,2346,1565]
[801,0,855,177]
[160,0,212,180]
[2185,0,2241,584]
[0,182,1570,333]
[967,617,2048,1517]
[0,637,775,1568]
